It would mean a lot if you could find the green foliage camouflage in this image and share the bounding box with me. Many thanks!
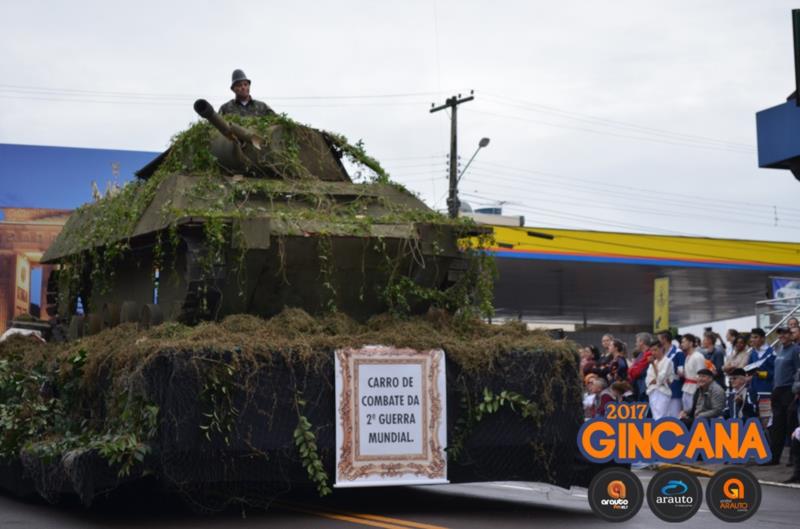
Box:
[0,309,582,507]
[50,114,495,320]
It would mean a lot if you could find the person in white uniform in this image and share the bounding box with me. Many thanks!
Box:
[646,339,675,420]
[681,333,707,412]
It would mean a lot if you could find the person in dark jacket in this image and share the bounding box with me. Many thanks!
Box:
[218,69,276,117]
[724,368,758,419]
[680,369,725,427]
[766,328,800,465]
[748,328,775,395]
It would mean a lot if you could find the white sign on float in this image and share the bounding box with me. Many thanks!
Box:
[357,363,423,456]
[335,345,448,487]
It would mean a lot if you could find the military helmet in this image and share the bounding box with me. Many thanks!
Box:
[231,69,250,88]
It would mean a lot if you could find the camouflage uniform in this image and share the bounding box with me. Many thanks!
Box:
[218,98,275,117]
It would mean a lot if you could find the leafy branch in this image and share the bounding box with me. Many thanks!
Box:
[448,387,541,462]
[293,394,331,496]
[199,359,238,446]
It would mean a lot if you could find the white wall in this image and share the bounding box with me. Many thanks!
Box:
[678,315,757,337]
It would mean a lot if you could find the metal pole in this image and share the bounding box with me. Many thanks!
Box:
[448,98,459,218]
[458,138,490,183]
[794,9,800,105]
[430,92,474,218]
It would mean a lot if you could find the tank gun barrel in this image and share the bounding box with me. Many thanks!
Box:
[193,99,261,150]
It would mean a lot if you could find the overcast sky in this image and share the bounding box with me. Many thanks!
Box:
[2,1,799,242]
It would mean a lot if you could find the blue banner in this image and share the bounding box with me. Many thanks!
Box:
[771,276,800,300]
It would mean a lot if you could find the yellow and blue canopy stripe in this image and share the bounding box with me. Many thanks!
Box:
[485,226,800,272]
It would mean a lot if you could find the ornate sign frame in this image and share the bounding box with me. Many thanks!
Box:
[335,345,447,487]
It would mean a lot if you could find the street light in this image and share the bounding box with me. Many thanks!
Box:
[458,137,490,183]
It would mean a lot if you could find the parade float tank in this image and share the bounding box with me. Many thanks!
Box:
[0,102,591,510]
[42,100,479,337]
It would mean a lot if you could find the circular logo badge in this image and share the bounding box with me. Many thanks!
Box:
[588,467,644,522]
[705,467,761,522]
[646,468,702,523]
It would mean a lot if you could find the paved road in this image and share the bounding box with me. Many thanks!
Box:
[1,471,797,528]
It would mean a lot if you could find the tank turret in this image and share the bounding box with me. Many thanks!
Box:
[43,101,485,339]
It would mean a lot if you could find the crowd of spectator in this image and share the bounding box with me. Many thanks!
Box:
[579,317,800,483]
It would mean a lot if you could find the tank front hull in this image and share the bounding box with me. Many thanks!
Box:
[86,228,460,325]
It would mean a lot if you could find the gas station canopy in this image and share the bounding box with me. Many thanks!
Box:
[488,226,800,327]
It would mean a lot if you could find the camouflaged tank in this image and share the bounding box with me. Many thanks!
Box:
[42,100,477,339]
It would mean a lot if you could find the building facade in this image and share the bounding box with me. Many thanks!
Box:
[0,207,70,333]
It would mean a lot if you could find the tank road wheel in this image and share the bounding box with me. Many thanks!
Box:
[102,303,121,329]
[86,314,103,336]
[68,315,85,341]
[140,304,164,329]
[120,301,139,324]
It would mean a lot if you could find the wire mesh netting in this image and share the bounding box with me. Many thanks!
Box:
[0,310,591,511]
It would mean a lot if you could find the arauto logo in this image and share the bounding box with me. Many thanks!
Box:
[588,468,643,522]
[601,480,628,509]
[660,479,688,495]
[706,468,761,522]
[577,403,771,464]
[723,478,745,499]
[607,480,626,498]
[647,469,702,523]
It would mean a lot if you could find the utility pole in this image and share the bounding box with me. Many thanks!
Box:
[794,9,800,106]
[430,91,474,218]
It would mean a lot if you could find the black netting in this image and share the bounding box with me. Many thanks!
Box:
[0,316,596,510]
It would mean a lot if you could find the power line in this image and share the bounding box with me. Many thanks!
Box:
[380,154,445,161]
[0,94,188,107]
[0,83,758,154]
[465,165,800,225]
[390,170,448,179]
[470,108,755,155]
[464,170,800,231]
[0,84,449,101]
[482,92,755,150]
[464,188,694,235]
[0,94,437,108]
[471,159,800,218]
[387,161,449,170]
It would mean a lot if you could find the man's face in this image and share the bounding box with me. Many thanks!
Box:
[651,345,664,359]
[788,318,799,330]
[697,374,713,389]
[680,337,692,351]
[779,332,792,345]
[635,338,645,351]
[702,337,713,349]
[750,334,764,348]
[730,375,745,390]
[734,338,747,352]
[232,80,251,101]
[792,327,800,343]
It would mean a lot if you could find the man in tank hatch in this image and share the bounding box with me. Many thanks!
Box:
[219,69,276,117]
